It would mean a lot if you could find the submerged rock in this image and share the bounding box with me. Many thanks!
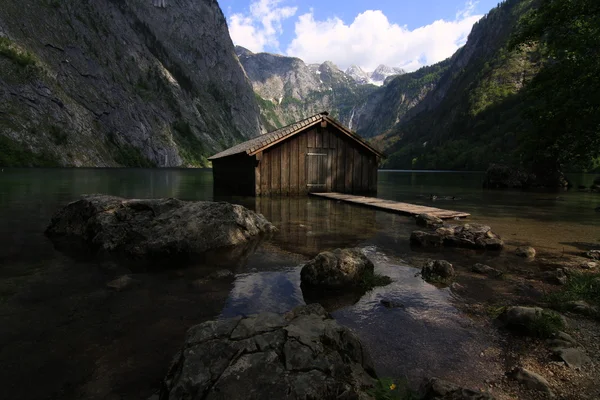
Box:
[515,246,536,259]
[45,195,275,259]
[415,214,443,229]
[160,304,376,400]
[106,275,139,291]
[471,263,503,277]
[411,223,503,250]
[300,248,374,288]
[422,260,455,283]
[420,377,495,400]
[507,367,554,397]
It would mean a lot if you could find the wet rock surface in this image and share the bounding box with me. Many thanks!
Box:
[300,248,374,288]
[45,195,275,259]
[160,304,376,400]
[411,223,503,250]
[415,214,444,229]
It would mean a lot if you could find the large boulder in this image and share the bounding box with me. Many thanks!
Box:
[45,195,276,258]
[300,248,375,288]
[411,223,503,250]
[483,164,536,189]
[498,306,566,337]
[159,304,376,400]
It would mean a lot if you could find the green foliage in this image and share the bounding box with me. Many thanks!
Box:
[510,0,600,171]
[523,311,565,338]
[368,378,419,400]
[0,135,60,167]
[0,37,36,67]
[383,0,599,173]
[172,120,209,167]
[547,272,600,313]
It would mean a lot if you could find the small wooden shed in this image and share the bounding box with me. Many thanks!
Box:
[209,112,383,196]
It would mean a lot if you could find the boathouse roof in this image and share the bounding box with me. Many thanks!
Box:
[208,112,384,160]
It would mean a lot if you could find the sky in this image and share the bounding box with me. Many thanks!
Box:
[219,0,499,72]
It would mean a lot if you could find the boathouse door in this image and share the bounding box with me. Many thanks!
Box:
[306,151,329,192]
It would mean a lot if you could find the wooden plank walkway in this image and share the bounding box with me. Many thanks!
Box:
[310,192,470,219]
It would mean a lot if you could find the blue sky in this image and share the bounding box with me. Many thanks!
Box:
[219,0,499,71]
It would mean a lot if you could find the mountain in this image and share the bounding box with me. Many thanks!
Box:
[236,47,378,131]
[380,0,599,174]
[0,0,261,167]
[370,65,406,86]
[345,65,371,85]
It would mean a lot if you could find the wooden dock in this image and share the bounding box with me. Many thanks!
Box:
[310,192,470,219]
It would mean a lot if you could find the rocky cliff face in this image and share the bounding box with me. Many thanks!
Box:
[0,0,261,167]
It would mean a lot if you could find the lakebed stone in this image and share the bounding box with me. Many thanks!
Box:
[411,223,503,250]
[420,377,495,400]
[300,248,374,288]
[422,260,455,283]
[472,263,503,277]
[160,304,376,400]
[507,367,554,397]
[45,195,275,259]
[515,246,536,259]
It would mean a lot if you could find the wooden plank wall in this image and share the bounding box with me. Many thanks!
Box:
[256,125,378,196]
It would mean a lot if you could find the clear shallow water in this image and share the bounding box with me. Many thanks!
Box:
[0,168,598,399]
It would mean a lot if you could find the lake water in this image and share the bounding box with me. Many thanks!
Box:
[0,169,598,399]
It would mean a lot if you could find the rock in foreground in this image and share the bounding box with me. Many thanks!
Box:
[46,195,275,258]
[160,304,376,400]
[411,223,503,250]
[422,260,455,283]
[300,248,375,288]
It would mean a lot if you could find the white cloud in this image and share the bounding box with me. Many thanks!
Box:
[228,0,297,53]
[286,3,482,72]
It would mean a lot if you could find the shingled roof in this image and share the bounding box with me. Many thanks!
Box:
[208,112,384,160]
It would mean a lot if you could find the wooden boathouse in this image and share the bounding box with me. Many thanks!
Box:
[209,112,383,196]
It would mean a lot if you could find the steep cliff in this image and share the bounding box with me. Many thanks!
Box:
[0,0,261,167]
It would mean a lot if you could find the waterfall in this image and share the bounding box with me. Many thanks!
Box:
[348,107,356,131]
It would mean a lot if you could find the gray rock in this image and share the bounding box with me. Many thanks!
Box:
[551,347,591,369]
[546,331,579,349]
[411,224,503,250]
[106,275,139,291]
[508,367,554,397]
[45,195,275,258]
[471,263,503,277]
[516,246,536,258]
[160,304,376,400]
[422,260,455,282]
[585,250,600,260]
[415,214,444,228]
[420,377,495,399]
[300,248,374,288]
